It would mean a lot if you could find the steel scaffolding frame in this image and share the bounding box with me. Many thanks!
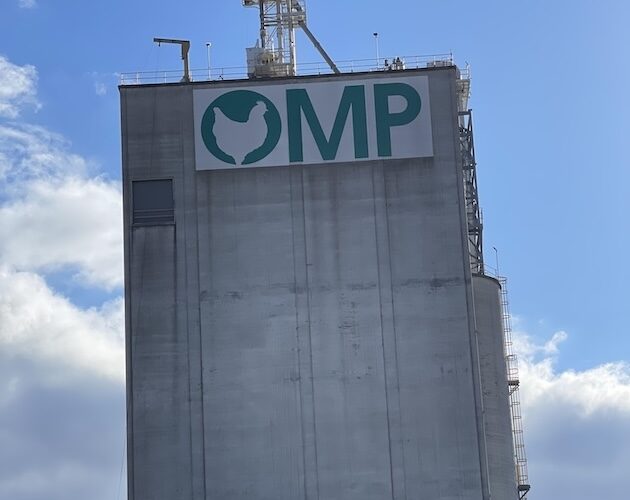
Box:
[243,0,305,76]
[459,109,484,275]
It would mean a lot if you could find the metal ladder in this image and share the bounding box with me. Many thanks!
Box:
[499,277,531,500]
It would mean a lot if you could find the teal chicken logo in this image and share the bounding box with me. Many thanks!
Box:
[201,90,282,166]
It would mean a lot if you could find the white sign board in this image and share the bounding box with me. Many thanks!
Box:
[193,74,433,170]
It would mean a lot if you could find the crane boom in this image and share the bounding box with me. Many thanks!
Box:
[153,37,191,82]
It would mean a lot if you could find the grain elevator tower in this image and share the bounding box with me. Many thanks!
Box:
[120,5,529,499]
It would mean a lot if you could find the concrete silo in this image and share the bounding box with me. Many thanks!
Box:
[120,6,529,498]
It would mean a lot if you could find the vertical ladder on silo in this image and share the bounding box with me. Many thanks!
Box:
[499,277,531,500]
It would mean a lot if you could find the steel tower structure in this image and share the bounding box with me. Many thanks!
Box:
[243,0,339,77]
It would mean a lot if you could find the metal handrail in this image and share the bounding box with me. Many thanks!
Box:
[118,53,455,85]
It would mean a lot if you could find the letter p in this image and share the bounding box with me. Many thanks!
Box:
[374,83,422,157]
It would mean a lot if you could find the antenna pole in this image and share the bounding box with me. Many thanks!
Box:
[493,247,500,276]
[373,32,380,69]
[205,42,212,80]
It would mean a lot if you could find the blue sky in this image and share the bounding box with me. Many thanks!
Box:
[1,1,629,499]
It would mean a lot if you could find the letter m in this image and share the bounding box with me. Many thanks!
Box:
[286,86,368,163]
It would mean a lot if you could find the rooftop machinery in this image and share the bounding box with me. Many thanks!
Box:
[243,0,339,77]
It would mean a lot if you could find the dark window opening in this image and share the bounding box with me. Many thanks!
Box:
[132,179,174,225]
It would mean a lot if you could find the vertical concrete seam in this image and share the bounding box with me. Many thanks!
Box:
[382,164,408,499]
[371,164,396,500]
[197,178,208,500]
[179,93,196,500]
[289,168,309,500]
[129,229,150,500]
[179,92,205,499]
[300,168,321,500]
[172,222,185,495]
[198,175,211,499]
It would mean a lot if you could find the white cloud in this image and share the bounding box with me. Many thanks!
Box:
[0,56,39,118]
[88,72,110,97]
[0,57,124,379]
[0,362,126,500]
[0,123,87,183]
[0,176,123,289]
[514,329,630,499]
[0,54,126,500]
[0,123,123,289]
[516,330,630,417]
[514,329,568,357]
[0,268,124,382]
[18,0,37,8]
[94,82,107,96]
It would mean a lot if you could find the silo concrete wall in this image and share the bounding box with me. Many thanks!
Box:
[121,68,490,500]
[473,275,518,500]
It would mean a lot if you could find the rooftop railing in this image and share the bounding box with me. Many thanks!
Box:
[119,53,456,85]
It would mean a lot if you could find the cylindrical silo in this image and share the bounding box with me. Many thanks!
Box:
[473,274,518,500]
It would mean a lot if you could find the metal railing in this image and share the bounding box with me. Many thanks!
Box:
[118,53,455,85]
